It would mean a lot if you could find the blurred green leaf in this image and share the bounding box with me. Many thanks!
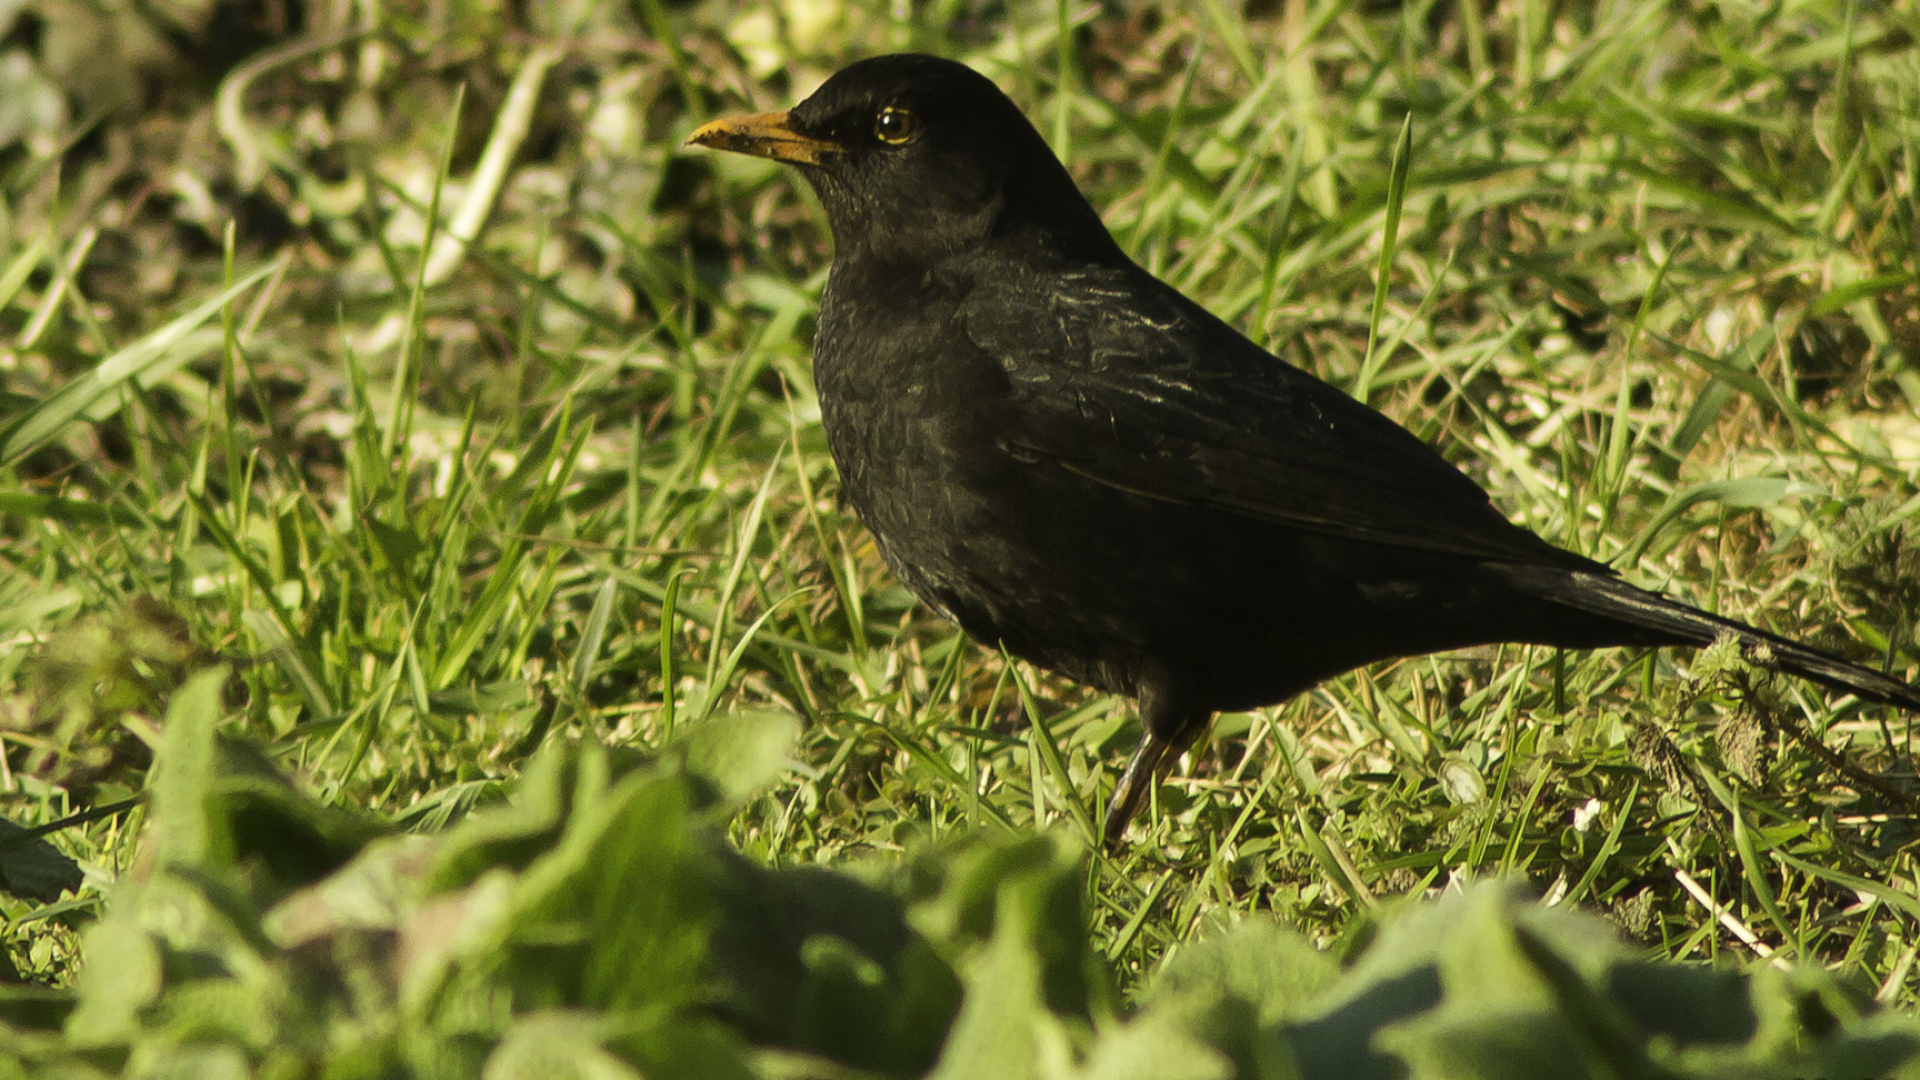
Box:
[677,709,800,808]
[1147,920,1339,1028]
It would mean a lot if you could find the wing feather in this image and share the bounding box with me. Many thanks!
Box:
[962,262,1593,569]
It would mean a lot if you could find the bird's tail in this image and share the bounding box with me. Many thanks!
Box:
[1500,565,1920,712]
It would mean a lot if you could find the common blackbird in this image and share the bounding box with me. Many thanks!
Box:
[690,54,1920,847]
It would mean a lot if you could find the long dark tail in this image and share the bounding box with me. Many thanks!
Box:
[1499,565,1920,712]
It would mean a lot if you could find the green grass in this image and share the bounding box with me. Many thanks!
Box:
[3,0,1920,1071]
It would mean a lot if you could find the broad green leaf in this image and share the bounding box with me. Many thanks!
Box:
[677,709,800,807]
[0,819,84,902]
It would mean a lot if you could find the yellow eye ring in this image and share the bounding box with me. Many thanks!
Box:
[874,106,917,145]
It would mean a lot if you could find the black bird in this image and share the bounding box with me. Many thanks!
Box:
[689,54,1920,847]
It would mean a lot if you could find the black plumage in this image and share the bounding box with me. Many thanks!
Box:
[689,54,1920,847]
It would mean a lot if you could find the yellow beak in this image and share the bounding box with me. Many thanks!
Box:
[686,111,841,165]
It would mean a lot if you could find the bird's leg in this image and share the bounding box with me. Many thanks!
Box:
[1103,732,1185,849]
[1104,683,1211,850]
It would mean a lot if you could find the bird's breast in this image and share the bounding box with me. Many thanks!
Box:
[810,262,1054,626]
[813,279,1012,526]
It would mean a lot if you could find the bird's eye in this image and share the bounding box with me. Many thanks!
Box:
[873,106,918,145]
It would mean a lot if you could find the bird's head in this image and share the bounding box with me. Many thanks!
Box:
[688,54,1120,267]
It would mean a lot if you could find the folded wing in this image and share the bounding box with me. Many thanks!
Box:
[963,261,1598,571]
